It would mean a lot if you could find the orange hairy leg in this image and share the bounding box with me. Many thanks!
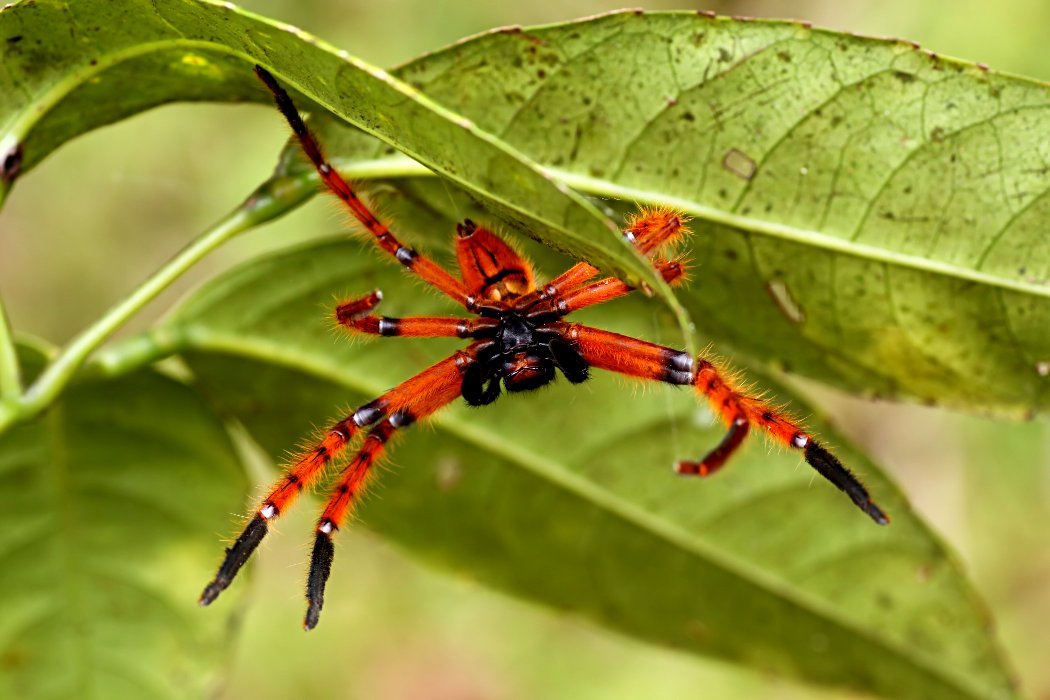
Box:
[518,206,688,310]
[253,66,474,309]
[303,422,395,630]
[199,344,487,607]
[623,206,690,256]
[541,258,688,317]
[303,345,478,629]
[520,207,691,315]
[560,323,889,524]
[334,290,499,338]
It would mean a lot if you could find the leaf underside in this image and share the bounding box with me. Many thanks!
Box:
[0,0,681,325]
[0,346,247,699]
[287,11,1050,416]
[5,6,1049,414]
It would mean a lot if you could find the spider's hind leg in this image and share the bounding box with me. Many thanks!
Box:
[302,341,486,630]
[560,322,890,525]
[305,418,398,630]
[199,419,355,607]
[675,415,749,477]
[200,344,486,610]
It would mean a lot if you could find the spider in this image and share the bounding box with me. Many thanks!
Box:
[200,66,889,630]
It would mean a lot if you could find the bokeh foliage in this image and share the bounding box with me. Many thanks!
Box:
[0,1,1045,700]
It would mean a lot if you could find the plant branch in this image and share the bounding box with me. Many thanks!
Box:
[0,176,312,433]
[89,327,186,381]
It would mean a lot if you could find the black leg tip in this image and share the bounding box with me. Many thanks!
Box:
[199,580,226,606]
[253,64,275,87]
[303,603,322,631]
[303,531,336,632]
[863,501,891,526]
[803,440,890,526]
[199,514,270,608]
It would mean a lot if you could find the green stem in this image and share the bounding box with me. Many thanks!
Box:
[88,326,186,381]
[17,208,248,410]
[0,176,311,434]
[0,293,21,402]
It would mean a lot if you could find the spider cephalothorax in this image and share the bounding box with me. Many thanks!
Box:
[200,66,889,631]
[449,219,591,403]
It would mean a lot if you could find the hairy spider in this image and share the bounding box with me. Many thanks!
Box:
[200,66,889,630]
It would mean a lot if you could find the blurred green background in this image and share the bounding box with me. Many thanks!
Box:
[2,0,1049,698]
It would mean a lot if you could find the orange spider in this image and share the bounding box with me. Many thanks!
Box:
[200,66,888,630]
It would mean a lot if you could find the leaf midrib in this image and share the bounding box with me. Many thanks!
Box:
[181,329,997,699]
[42,404,92,695]
[310,153,1050,302]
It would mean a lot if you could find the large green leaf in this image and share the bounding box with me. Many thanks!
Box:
[163,237,1015,700]
[5,2,1045,410]
[0,344,247,699]
[281,11,1050,415]
[0,0,679,321]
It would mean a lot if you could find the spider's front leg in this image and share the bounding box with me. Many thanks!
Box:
[333,290,499,339]
[557,323,889,525]
[522,206,691,317]
[254,66,475,309]
[199,343,488,610]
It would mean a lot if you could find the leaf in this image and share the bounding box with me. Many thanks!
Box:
[286,11,1050,415]
[0,0,682,331]
[163,237,1016,700]
[0,343,247,699]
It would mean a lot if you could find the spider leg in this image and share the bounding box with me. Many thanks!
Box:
[200,342,488,607]
[623,206,690,257]
[304,356,472,629]
[303,420,395,630]
[519,261,602,308]
[529,258,687,320]
[518,207,689,310]
[554,322,889,525]
[254,66,473,308]
[334,290,499,339]
[523,258,686,324]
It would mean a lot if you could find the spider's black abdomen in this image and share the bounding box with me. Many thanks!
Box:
[502,352,557,392]
[497,312,557,393]
[461,311,589,405]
